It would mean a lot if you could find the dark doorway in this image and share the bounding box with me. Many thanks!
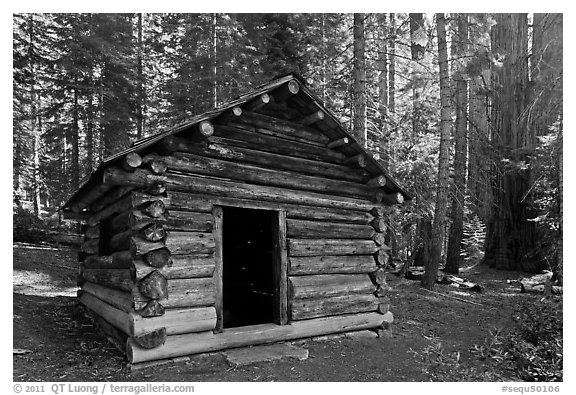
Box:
[222,207,276,328]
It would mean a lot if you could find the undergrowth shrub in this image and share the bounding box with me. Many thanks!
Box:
[13,205,49,244]
[473,298,563,381]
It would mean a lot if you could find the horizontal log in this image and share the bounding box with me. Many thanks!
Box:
[372,233,386,246]
[289,255,378,276]
[286,219,375,239]
[130,306,217,337]
[83,307,127,353]
[81,282,134,312]
[84,224,100,240]
[70,183,114,213]
[142,223,166,242]
[288,239,379,256]
[374,250,390,267]
[111,210,165,233]
[382,192,405,205]
[81,268,135,292]
[291,294,379,320]
[143,248,172,269]
[167,191,373,223]
[243,93,270,111]
[366,175,387,188]
[106,168,379,213]
[110,229,134,252]
[327,137,349,149]
[127,312,385,363]
[240,110,330,145]
[165,231,215,255]
[344,154,368,168]
[369,267,387,286]
[164,152,375,200]
[137,300,165,317]
[79,292,130,335]
[370,206,392,218]
[82,251,134,269]
[142,200,166,218]
[131,236,165,256]
[370,218,387,233]
[271,79,300,101]
[165,211,213,232]
[161,136,367,183]
[133,328,167,349]
[81,239,100,255]
[301,110,325,125]
[132,277,216,310]
[213,124,346,164]
[141,153,168,175]
[138,271,168,300]
[289,274,376,300]
[122,152,143,172]
[134,255,215,280]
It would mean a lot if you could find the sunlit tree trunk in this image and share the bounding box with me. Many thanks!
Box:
[136,13,144,140]
[422,13,451,289]
[352,13,367,147]
[377,13,389,169]
[445,14,469,274]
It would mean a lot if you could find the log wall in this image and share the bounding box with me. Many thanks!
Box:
[77,101,395,363]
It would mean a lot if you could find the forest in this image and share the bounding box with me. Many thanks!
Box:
[13,13,563,283]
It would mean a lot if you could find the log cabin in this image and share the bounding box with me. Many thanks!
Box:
[62,73,411,365]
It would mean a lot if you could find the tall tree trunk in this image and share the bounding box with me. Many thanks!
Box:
[211,13,218,108]
[408,14,426,137]
[409,13,426,61]
[86,74,95,171]
[136,13,144,140]
[352,13,367,147]
[320,13,327,103]
[422,13,451,289]
[71,85,80,190]
[27,14,42,217]
[386,12,398,258]
[482,14,539,272]
[445,14,469,274]
[377,13,389,169]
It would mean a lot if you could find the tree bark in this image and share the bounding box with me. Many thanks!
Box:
[482,14,539,272]
[422,14,451,289]
[352,13,367,147]
[445,14,469,275]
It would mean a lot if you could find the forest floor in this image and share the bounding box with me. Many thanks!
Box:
[13,242,561,382]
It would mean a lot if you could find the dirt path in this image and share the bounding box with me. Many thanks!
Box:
[13,243,534,381]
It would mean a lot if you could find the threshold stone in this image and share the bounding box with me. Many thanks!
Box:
[224,343,309,367]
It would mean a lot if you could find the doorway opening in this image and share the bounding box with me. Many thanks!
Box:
[222,207,276,328]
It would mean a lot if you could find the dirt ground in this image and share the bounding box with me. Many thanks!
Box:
[13,242,546,382]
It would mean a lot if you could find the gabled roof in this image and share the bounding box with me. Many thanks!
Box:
[63,73,411,212]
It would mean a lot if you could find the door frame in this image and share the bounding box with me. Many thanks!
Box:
[212,205,288,333]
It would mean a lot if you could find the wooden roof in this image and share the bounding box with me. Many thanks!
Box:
[63,73,411,212]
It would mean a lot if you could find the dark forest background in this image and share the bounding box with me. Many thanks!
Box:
[12,13,563,279]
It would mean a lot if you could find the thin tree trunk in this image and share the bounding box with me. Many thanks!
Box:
[71,85,80,190]
[320,13,327,103]
[386,13,397,258]
[422,13,452,289]
[136,13,144,140]
[27,14,41,217]
[482,14,539,272]
[445,14,469,275]
[352,13,367,147]
[377,14,389,169]
[86,75,94,172]
[211,13,218,108]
